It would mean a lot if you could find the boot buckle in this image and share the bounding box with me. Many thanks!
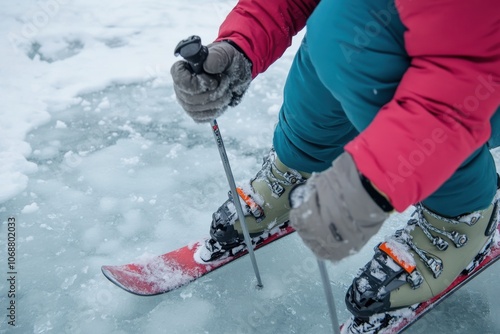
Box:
[236,187,266,222]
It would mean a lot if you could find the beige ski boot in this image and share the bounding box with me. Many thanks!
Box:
[346,193,499,319]
[202,149,309,261]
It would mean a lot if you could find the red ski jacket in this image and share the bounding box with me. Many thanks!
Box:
[216,0,500,211]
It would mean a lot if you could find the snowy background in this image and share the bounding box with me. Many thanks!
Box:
[1,1,499,333]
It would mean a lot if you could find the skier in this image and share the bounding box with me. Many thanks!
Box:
[171,0,500,319]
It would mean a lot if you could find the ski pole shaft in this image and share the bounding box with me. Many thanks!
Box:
[210,119,263,288]
[317,259,340,334]
[174,35,263,288]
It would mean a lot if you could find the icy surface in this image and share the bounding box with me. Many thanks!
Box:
[1,1,499,334]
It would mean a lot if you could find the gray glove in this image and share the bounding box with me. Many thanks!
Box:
[170,41,252,122]
[289,153,390,262]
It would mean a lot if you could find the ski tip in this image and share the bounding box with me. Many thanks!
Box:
[101,265,158,296]
[101,265,128,291]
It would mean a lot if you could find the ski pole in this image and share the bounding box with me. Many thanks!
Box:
[317,259,340,334]
[210,119,263,288]
[175,36,263,288]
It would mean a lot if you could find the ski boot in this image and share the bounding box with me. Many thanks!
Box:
[345,190,500,327]
[200,149,309,261]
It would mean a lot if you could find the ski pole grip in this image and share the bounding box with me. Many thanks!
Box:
[174,35,208,74]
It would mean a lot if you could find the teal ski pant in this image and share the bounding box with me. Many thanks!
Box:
[273,0,500,216]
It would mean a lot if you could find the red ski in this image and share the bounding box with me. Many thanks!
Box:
[341,224,500,333]
[101,225,295,296]
[102,224,499,333]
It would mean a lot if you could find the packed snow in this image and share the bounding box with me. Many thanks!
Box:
[1,1,499,333]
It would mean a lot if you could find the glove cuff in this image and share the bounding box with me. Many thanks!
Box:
[222,39,253,69]
[359,174,394,212]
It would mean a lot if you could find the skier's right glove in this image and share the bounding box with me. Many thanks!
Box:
[289,153,392,262]
[170,41,252,123]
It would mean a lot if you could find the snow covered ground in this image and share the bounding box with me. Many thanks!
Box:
[1,1,499,333]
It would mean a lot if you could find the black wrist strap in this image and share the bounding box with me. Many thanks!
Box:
[222,39,253,66]
[360,174,394,212]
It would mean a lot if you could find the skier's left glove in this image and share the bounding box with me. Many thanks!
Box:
[170,41,252,123]
[289,152,392,262]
